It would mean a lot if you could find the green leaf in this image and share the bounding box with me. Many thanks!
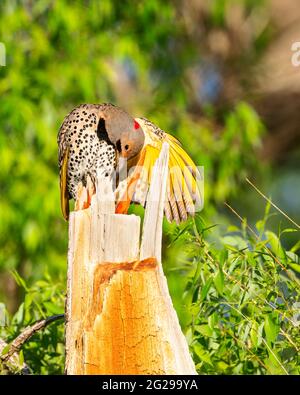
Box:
[199,277,213,302]
[19,350,24,366]
[264,314,279,345]
[290,239,300,253]
[265,231,287,264]
[1,343,10,356]
[288,263,300,273]
[250,321,258,348]
[214,267,224,295]
[208,312,218,329]
[227,225,240,232]
[193,344,213,366]
[11,270,28,291]
[195,324,213,337]
[43,302,64,315]
[219,249,228,266]
[286,251,299,264]
[280,228,298,234]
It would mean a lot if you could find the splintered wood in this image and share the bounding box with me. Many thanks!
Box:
[65,143,197,375]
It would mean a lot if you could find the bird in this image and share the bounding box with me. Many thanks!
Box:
[58,103,202,223]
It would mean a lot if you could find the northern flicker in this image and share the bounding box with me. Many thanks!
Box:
[58,103,202,223]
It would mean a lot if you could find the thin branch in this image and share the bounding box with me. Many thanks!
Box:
[1,314,64,363]
[0,338,30,374]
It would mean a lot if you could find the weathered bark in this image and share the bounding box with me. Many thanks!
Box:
[65,143,197,375]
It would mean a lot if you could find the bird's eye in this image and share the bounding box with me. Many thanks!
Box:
[125,144,129,151]
[134,121,140,130]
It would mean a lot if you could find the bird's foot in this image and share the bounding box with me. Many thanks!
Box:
[74,176,96,211]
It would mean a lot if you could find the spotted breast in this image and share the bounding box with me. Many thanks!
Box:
[58,104,116,212]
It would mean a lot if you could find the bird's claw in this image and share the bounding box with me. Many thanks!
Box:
[75,176,96,211]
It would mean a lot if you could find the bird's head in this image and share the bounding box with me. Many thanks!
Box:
[101,106,145,163]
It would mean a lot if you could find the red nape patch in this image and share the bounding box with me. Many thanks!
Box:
[134,120,140,130]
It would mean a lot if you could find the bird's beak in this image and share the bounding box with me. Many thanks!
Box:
[127,151,141,169]
[119,149,140,167]
[118,156,128,173]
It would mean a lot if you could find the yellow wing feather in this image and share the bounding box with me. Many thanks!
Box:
[128,117,203,223]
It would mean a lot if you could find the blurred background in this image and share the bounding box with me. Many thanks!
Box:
[0,0,299,374]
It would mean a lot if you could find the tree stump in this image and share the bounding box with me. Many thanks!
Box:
[65,143,197,375]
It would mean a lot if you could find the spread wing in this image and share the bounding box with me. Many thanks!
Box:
[116,117,203,224]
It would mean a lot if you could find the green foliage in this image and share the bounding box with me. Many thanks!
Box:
[167,209,300,375]
[0,272,65,374]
